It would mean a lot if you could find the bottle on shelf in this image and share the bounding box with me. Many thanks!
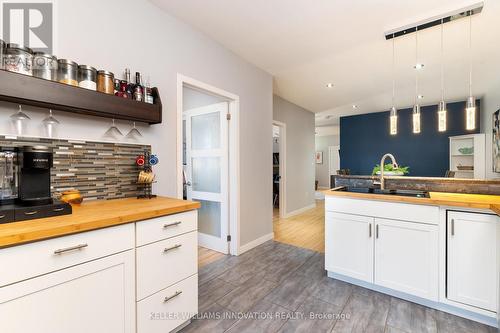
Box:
[143,76,154,104]
[125,68,134,98]
[133,72,144,102]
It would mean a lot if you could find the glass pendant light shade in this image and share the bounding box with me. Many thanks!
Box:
[438,101,447,132]
[390,106,397,135]
[466,96,476,130]
[413,104,421,134]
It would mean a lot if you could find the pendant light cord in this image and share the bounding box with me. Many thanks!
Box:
[415,27,418,104]
[441,19,445,102]
[469,11,473,97]
[392,34,395,106]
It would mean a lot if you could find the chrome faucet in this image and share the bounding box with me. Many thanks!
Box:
[378,153,398,190]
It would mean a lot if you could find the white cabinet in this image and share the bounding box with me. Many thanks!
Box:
[374,218,438,300]
[325,212,373,282]
[447,211,498,312]
[0,250,135,333]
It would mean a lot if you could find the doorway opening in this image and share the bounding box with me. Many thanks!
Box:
[177,75,240,258]
[272,121,286,219]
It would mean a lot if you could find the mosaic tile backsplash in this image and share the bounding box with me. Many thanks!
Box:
[0,135,150,201]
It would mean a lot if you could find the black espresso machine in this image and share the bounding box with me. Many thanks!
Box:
[0,146,72,224]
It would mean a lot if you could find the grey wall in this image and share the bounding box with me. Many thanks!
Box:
[481,79,500,179]
[273,95,315,214]
[0,0,273,248]
[315,135,340,188]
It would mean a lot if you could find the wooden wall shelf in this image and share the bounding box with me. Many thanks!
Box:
[0,70,162,124]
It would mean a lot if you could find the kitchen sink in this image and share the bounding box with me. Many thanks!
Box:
[333,186,430,198]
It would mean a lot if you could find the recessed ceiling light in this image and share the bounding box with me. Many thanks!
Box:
[414,63,424,70]
[325,115,332,120]
[417,94,424,99]
[352,105,358,109]
[326,83,334,88]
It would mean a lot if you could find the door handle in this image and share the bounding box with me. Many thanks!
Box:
[24,210,38,216]
[163,244,182,253]
[375,224,379,239]
[54,243,88,255]
[185,181,192,187]
[53,207,65,212]
[0,215,5,219]
[451,219,455,236]
[369,224,372,238]
[163,221,182,228]
[163,291,182,303]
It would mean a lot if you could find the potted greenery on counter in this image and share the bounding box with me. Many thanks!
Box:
[372,163,409,176]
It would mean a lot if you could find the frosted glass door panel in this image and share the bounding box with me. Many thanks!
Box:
[198,200,221,237]
[192,157,221,193]
[191,112,220,150]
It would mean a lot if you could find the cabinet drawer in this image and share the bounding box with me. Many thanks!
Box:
[136,210,197,246]
[136,231,197,300]
[0,223,134,287]
[137,274,198,333]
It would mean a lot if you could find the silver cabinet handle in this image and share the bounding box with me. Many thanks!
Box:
[376,224,379,239]
[185,181,192,187]
[163,291,182,303]
[163,221,182,228]
[0,214,5,219]
[54,243,88,255]
[451,219,455,236]
[24,211,38,216]
[369,224,372,238]
[163,244,182,253]
[53,207,65,212]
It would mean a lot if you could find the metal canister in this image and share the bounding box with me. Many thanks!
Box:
[97,70,115,94]
[33,52,57,80]
[78,65,97,90]
[57,59,78,86]
[4,43,33,75]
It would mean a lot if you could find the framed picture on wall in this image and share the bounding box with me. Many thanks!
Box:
[493,109,500,172]
[315,151,323,164]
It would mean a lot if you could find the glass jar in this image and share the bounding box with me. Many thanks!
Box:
[97,70,114,94]
[33,52,57,80]
[0,39,5,70]
[4,43,33,75]
[78,65,97,90]
[57,59,78,86]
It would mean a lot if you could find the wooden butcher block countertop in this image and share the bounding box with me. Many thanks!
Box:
[324,189,500,214]
[0,196,200,248]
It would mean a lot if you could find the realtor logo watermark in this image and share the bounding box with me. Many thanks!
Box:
[1,1,54,53]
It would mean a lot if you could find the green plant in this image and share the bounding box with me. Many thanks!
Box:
[372,163,409,175]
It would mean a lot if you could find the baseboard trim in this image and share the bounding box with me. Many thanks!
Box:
[238,232,274,255]
[327,271,498,328]
[284,203,316,218]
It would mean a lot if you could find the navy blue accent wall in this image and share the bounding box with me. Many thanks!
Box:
[339,100,480,176]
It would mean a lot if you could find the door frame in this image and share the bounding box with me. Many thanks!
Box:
[177,74,240,255]
[328,145,340,183]
[272,120,286,219]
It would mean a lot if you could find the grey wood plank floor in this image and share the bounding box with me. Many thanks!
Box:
[180,241,496,333]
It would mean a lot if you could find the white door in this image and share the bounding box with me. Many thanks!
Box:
[184,102,229,254]
[374,218,438,300]
[0,251,135,333]
[328,145,340,178]
[447,211,498,312]
[325,212,374,282]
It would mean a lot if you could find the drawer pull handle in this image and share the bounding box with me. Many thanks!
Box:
[163,244,182,253]
[54,243,88,255]
[375,224,379,239]
[163,291,182,303]
[163,221,182,228]
[0,215,5,219]
[24,211,38,216]
[451,219,455,236]
[369,224,372,238]
[53,207,65,212]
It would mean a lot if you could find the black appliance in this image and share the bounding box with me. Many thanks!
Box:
[0,146,71,224]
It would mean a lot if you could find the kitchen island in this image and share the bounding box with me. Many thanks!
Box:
[324,189,500,328]
[0,196,200,333]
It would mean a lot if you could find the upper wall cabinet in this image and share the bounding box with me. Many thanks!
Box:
[0,70,162,124]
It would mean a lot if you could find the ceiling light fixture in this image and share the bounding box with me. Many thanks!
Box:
[414,63,425,70]
[465,11,476,131]
[326,83,334,88]
[417,94,424,99]
[413,27,421,134]
[438,18,447,132]
[352,105,358,109]
[389,33,398,136]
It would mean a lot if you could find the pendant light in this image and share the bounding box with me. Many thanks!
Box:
[465,11,476,130]
[438,19,447,132]
[413,27,421,134]
[390,34,398,135]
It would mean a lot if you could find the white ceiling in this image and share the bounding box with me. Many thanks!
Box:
[151,0,500,126]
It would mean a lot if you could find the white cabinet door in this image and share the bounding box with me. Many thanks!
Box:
[0,250,135,333]
[325,212,374,282]
[374,218,438,301]
[447,211,498,312]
